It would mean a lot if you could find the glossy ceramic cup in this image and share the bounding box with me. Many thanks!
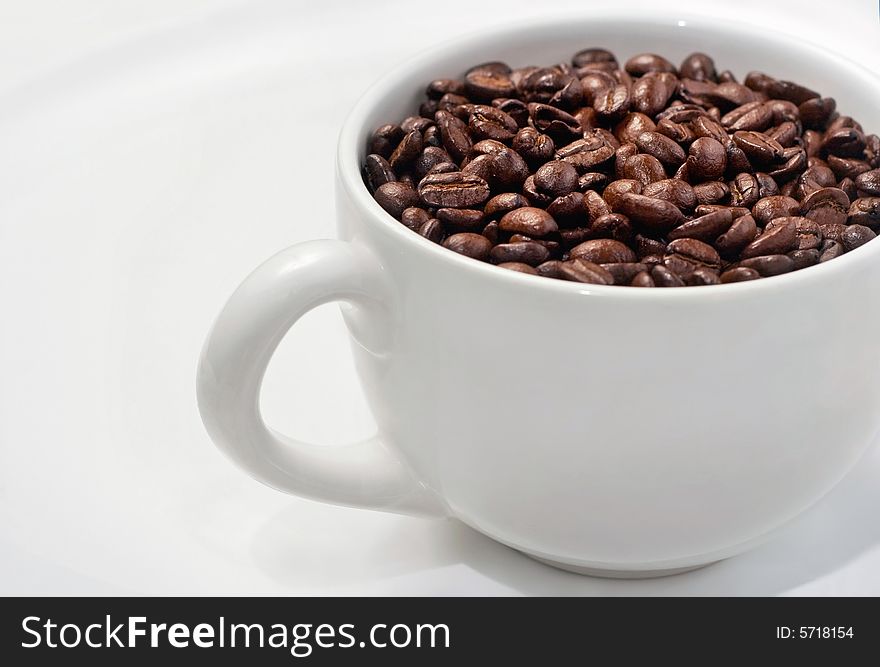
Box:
[197,13,880,576]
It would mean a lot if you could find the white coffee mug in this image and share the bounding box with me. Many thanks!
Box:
[197,12,880,576]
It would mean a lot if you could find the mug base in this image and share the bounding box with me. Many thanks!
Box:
[523,552,720,579]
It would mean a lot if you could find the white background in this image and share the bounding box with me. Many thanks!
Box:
[0,0,879,595]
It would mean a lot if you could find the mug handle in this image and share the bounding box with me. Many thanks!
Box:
[196,239,446,517]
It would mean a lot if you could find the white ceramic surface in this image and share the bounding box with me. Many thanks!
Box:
[197,13,880,574]
[2,0,880,596]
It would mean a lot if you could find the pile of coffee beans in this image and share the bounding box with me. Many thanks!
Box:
[364,49,880,286]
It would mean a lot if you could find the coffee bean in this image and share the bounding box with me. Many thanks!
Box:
[732,131,785,165]
[740,217,797,258]
[765,121,799,148]
[556,133,616,171]
[589,213,633,242]
[529,103,582,142]
[630,270,656,286]
[722,101,773,132]
[625,53,676,76]
[369,123,403,158]
[855,169,880,197]
[593,84,632,120]
[499,207,558,237]
[686,267,721,286]
[842,224,877,251]
[468,105,519,142]
[715,213,758,257]
[534,160,579,196]
[374,181,420,218]
[635,131,687,168]
[400,207,431,231]
[819,240,844,262]
[631,72,678,116]
[738,254,795,276]
[435,110,473,162]
[572,48,617,68]
[615,113,657,144]
[512,127,555,165]
[418,218,444,243]
[418,172,490,208]
[695,204,750,218]
[768,147,807,182]
[464,67,515,102]
[668,209,734,242]
[680,53,716,82]
[365,154,396,192]
[490,241,551,265]
[666,238,721,271]
[559,258,614,284]
[650,264,685,287]
[642,179,696,211]
[484,192,529,219]
[578,172,608,192]
[799,187,849,226]
[497,262,538,274]
[729,172,760,208]
[546,192,586,226]
[535,260,565,279]
[849,197,880,228]
[613,192,685,233]
[720,267,760,283]
[570,239,637,264]
[443,233,493,260]
[790,217,823,250]
[788,249,820,270]
[705,82,757,110]
[687,137,727,181]
[602,179,642,210]
[753,195,800,225]
[600,262,648,285]
[692,181,730,205]
[623,154,667,186]
[436,207,484,231]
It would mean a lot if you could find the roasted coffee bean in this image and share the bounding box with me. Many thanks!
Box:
[593,84,632,120]
[842,224,877,251]
[534,160,579,197]
[819,240,844,262]
[364,154,396,192]
[374,181,420,218]
[368,48,878,284]
[740,217,798,258]
[615,113,657,144]
[788,249,820,271]
[668,209,734,242]
[570,239,637,264]
[613,192,685,233]
[436,207,484,231]
[589,213,633,242]
[490,241,551,266]
[692,181,730,205]
[499,207,558,237]
[680,53,716,82]
[623,154,667,186]
[625,53,676,76]
[720,266,760,283]
[650,264,685,287]
[578,172,608,192]
[666,238,721,271]
[753,195,800,225]
[799,187,849,226]
[468,105,519,142]
[729,172,760,208]
[498,262,538,274]
[418,172,490,208]
[632,72,678,116]
[558,258,614,284]
[369,124,404,158]
[435,110,473,162]
[738,254,795,276]
[687,137,727,181]
[715,214,758,258]
[418,218,444,243]
[732,131,784,165]
[855,169,880,197]
[642,179,696,211]
[635,131,687,168]
[512,127,555,166]
[848,198,880,228]
[443,233,493,260]
[400,207,432,232]
[695,204,750,218]
[464,66,516,102]
[721,101,773,132]
[572,47,617,68]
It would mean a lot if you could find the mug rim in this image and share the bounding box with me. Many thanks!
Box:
[336,9,880,299]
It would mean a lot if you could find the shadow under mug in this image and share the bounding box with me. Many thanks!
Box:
[197,12,880,576]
